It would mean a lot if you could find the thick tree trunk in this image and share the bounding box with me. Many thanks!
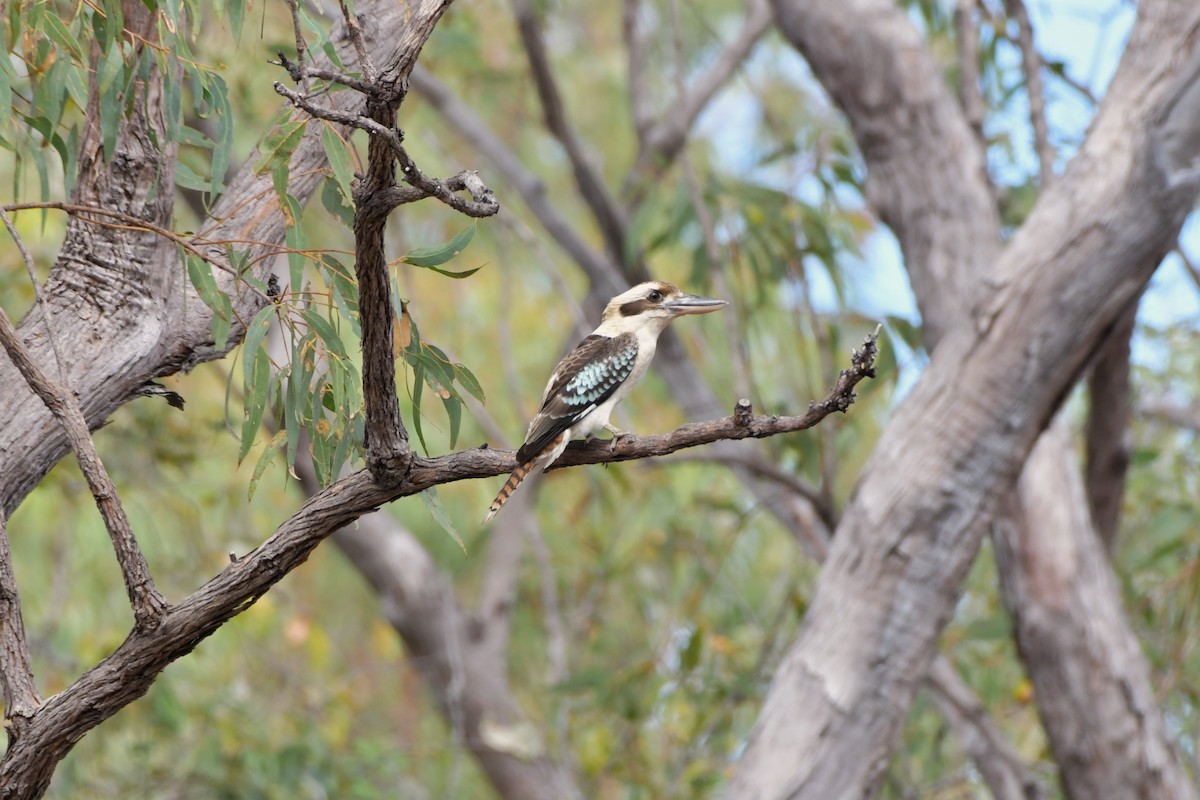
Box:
[996,423,1196,800]
[730,2,1200,796]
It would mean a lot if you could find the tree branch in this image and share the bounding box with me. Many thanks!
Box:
[409,65,624,295]
[1085,302,1136,551]
[1005,0,1054,183]
[0,304,166,629]
[512,0,630,262]
[955,0,986,144]
[996,422,1196,800]
[271,84,500,219]
[732,1,1200,796]
[624,0,773,200]
[0,514,39,739]
[0,325,874,795]
[925,658,1048,800]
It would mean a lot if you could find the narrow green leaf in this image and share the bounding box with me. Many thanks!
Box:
[255,119,308,177]
[98,40,126,94]
[421,488,466,553]
[205,73,233,196]
[320,254,360,333]
[442,395,462,448]
[311,410,333,485]
[0,56,11,136]
[330,413,360,478]
[99,81,120,161]
[186,254,219,305]
[175,160,214,191]
[320,125,355,200]
[320,176,355,227]
[417,263,482,280]
[241,304,275,389]
[239,348,270,464]
[403,224,475,268]
[454,363,486,404]
[211,293,233,350]
[411,362,428,455]
[227,0,246,37]
[43,13,85,61]
[299,308,347,358]
[284,374,301,471]
[281,192,307,290]
[248,429,287,501]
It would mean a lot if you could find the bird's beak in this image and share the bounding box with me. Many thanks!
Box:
[665,294,728,316]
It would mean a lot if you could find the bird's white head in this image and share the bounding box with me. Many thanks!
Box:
[595,281,727,338]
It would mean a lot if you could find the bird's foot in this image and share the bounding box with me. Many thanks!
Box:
[604,424,630,452]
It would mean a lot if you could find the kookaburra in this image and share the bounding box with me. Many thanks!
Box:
[485,281,726,522]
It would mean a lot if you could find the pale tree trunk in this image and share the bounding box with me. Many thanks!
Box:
[997,422,1193,799]
[761,0,1196,796]
[729,1,1200,798]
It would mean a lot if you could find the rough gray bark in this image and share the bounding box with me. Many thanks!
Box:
[730,1,1200,797]
[0,1,416,517]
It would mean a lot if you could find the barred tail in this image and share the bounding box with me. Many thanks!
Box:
[485,461,534,523]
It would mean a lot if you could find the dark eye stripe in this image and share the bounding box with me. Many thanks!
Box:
[619,299,650,317]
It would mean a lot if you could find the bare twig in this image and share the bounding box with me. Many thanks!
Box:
[511,0,630,262]
[468,327,878,476]
[624,0,773,200]
[0,307,166,628]
[0,207,66,382]
[0,513,40,739]
[272,85,500,219]
[955,0,986,141]
[1006,0,1054,183]
[409,66,622,296]
[285,0,309,83]
[271,52,378,96]
[659,451,836,529]
[338,0,376,83]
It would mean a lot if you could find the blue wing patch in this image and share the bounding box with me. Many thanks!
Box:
[517,333,639,463]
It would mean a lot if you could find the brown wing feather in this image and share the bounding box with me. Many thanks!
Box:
[516,333,638,463]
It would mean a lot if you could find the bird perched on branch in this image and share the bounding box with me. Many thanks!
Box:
[485,281,726,522]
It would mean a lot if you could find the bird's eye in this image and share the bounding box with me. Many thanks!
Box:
[648,289,664,303]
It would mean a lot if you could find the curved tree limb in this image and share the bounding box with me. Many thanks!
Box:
[0,329,874,797]
[512,0,630,262]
